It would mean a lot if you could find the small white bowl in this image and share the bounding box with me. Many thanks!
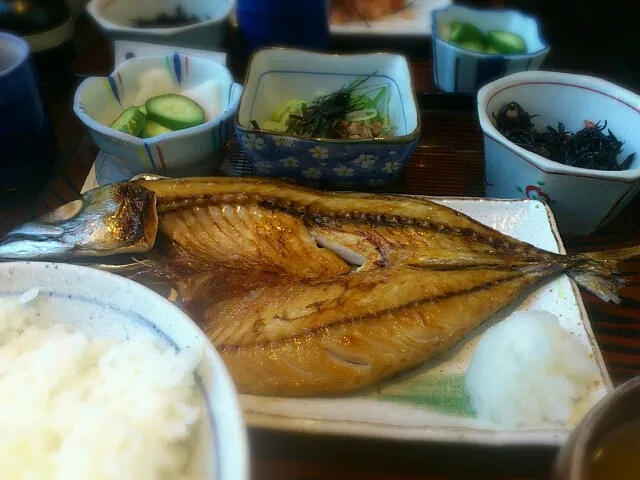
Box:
[87,0,233,50]
[0,261,249,480]
[73,53,242,177]
[431,5,549,94]
[478,70,640,236]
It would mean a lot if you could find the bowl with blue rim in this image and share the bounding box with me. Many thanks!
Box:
[234,47,421,190]
[73,52,242,177]
[431,4,550,94]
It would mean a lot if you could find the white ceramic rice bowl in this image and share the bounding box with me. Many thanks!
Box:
[0,261,249,480]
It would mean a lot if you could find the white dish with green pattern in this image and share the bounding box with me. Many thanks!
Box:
[238,197,612,446]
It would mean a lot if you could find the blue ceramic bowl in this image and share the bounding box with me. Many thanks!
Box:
[234,48,420,190]
[431,5,550,94]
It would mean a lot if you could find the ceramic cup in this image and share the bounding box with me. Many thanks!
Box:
[551,376,640,480]
[0,32,56,207]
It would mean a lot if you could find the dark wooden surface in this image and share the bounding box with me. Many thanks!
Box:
[2,5,640,480]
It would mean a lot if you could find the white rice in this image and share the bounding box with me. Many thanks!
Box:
[0,294,203,480]
[464,310,598,428]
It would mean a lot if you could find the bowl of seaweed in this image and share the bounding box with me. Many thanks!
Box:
[87,0,233,50]
[477,70,640,236]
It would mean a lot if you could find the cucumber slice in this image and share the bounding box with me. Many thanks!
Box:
[141,120,173,138]
[457,40,488,53]
[485,45,501,55]
[272,99,305,123]
[145,94,205,131]
[487,30,527,54]
[346,108,378,122]
[448,21,487,45]
[138,105,147,115]
[109,106,146,136]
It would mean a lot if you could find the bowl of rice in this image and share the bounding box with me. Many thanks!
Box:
[0,261,249,480]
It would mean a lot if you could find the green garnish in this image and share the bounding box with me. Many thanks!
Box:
[256,73,396,139]
[291,73,395,139]
[286,73,375,138]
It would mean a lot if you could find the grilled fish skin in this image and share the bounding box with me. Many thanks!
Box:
[0,183,157,260]
[174,263,566,396]
[140,177,557,273]
[1,176,639,396]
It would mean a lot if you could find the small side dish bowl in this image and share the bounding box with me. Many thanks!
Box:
[73,53,242,177]
[477,70,640,236]
[431,4,549,94]
[234,48,421,189]
[0,261,249,480]
[552,376,640,480]
[87,0,233,50]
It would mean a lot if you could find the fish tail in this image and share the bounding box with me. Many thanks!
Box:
[567,244,640,303]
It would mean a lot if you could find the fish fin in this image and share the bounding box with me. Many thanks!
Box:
[568,270,623,304]
[568,244,640,303]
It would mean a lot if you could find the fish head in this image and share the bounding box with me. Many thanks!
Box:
[0,183,159,260]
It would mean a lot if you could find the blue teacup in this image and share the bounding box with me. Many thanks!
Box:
[236,0,330,52]
[0,32,56,206]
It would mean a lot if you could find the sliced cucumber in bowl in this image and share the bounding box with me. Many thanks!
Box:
[486,30,528,55]
[142,120,173,138]
[109,106,146,137]
[145,94,206,131]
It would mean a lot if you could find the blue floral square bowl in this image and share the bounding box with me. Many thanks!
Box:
[234,48,421,189]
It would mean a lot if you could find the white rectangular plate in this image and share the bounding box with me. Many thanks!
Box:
[331,0,451,37]
[81,171,612,446]
[239,198,612,446]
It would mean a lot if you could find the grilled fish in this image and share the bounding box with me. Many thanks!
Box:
[1,177,637,396]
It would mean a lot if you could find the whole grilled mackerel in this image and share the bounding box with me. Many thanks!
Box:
[1,177,637,396]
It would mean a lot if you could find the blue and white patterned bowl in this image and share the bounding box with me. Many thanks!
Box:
[234,48,421,190]
[73,53,242,177]
[431,5,549,94]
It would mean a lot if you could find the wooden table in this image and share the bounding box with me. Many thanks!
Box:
[2,11,640,480]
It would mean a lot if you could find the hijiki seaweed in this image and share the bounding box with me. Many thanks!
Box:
[493,102,635,171]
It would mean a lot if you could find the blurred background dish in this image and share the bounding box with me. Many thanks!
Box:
[0,0,75,92]
[431,4,549,93]
[86,0,234,50]
[73,52,242,177]
[234,48,420,189]
[477,70,640,236]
